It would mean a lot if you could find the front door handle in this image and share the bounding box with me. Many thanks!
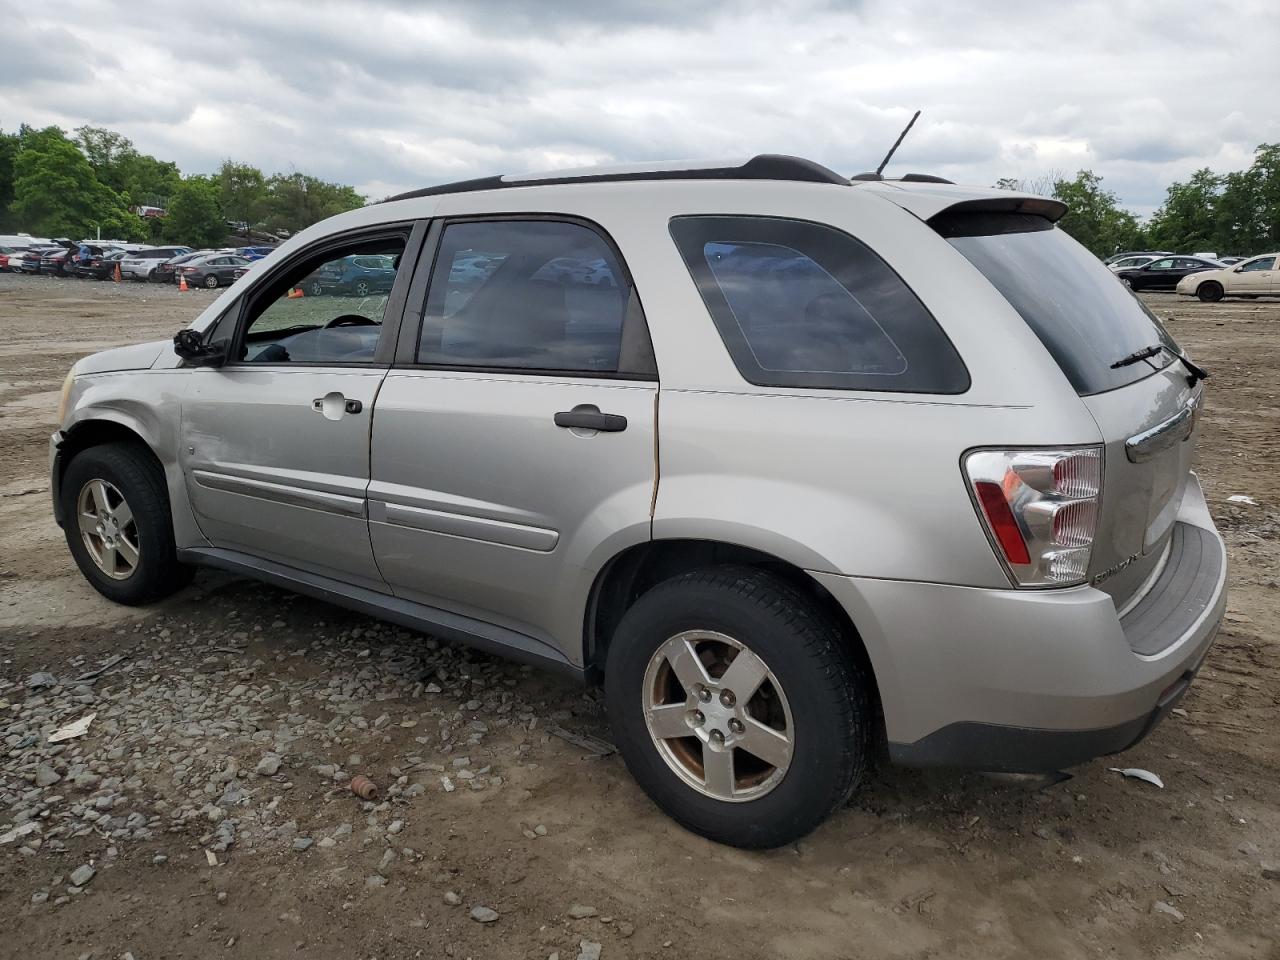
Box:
[554,405,627,433]
[312,392,363,420]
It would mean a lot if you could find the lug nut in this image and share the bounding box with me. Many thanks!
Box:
[692,710,705,726]
[728,718,744,734]
[710,730,725,747]
[696,686,712,703]
[719,690,736,708]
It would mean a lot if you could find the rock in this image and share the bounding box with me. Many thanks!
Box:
[1262,863,1280,881]
[28,672,58,690]
[1238,840,1261,857]
[366,875,387,888]
[618,921,635,938]
[34,764,62,787]
[70,864,96,887]
[255,754,282,776]
[1152,900,1185,922]
[292,838,314,852]
[387,819,403,835]
[470,905,499,923]
[443,891,462,905]
[567,904,598,919]
[576,941,603,960]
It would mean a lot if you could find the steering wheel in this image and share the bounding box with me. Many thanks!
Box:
[325,315,379,328]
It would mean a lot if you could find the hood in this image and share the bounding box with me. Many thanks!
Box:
[74,339,170,375]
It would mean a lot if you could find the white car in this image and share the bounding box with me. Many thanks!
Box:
[118,246,193,281]
[1176,253,1279,301]
[1108,255,1160,272]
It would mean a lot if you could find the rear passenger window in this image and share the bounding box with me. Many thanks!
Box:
[670,216,968,393]
[417,220,629,373]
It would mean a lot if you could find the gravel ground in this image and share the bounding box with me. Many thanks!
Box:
[1,272,1278,960]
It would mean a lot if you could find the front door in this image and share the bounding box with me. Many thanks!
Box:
[1231,255,1277,295]
[181,226,421,591]
[368,218,658,656]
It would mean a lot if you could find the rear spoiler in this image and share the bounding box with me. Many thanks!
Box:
[927,196,1068,225]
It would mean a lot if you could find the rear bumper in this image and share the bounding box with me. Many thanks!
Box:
[813,472,1226,772]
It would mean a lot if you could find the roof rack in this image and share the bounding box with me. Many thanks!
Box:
[852,172,956,184]
[382,154,850,203]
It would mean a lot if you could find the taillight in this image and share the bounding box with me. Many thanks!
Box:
[964,447,1102,587]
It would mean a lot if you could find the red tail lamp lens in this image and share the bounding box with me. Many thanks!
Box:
[975,480,1031,565]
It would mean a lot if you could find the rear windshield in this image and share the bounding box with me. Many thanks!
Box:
[935,212,1178,395]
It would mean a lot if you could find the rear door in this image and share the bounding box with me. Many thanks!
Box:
[938,212,1203,607]
[368,217,657,653]
[181,224,424,591]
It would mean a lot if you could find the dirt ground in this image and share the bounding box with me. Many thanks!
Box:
[1,272,1277,960]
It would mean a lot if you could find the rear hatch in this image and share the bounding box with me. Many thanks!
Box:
[931,207,1203,610]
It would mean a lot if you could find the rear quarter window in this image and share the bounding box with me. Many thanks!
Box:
[669,216,969,393]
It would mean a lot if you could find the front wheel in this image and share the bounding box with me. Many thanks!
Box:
[1197,281,1224,302]
[61,443,194,605]
[605,567,872,848]
[204,274,219,289]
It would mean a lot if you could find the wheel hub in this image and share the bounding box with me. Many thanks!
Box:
[76,478,140,581]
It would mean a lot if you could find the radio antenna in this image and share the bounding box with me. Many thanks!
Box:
[875,110,921,177]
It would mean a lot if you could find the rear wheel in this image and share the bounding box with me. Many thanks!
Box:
[605,567,872,848]
[353,279,371,297]
[61,443,193,605]
[309,280,324,296]
[1197,281,1224,302]
[204,274,219,289]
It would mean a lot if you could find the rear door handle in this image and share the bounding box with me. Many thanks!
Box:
[554,405,627,432]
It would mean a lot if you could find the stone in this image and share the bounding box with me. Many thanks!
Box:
[443,891,461,905]
[292,838,314,852]
[1262,863,1280,881]
[70,864,96,887]
[618,921,635,938]
[34,764,62,788]
[576,941,602,960]
[1152,901,1185,922]
[255,754,282,776]
[470,905,499,923]
[567,904,598,919]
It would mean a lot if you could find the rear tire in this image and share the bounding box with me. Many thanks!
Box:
[61,443,194,605]
[204,274,219,289]
[605,566,872,848]
[1197,281,1224,302]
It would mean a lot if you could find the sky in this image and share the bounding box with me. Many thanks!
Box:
[3,0,1278,217]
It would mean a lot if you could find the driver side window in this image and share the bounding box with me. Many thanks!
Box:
[237,236,407,364]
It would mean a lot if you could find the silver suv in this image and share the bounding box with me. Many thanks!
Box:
[51,156,1226,848]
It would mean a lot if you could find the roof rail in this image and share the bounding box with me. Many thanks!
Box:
[382,154,850,203]
[851,172,955,185]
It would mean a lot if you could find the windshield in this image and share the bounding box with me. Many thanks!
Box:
[935,212,1178,395]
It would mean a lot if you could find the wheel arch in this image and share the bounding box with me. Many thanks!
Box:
[583,538,885,733]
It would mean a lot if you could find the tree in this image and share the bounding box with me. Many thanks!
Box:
[1145,169,1222,253]
[162,176,226,247]
[1049,171,1145,257]
[264,172,364,234]
[10,136,138,239]
[218,160,269,233]
[0,128,19,230]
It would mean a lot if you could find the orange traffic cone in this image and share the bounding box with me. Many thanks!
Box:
[113,262,122,283]
[178,274,189,292]
[287,287,304,299]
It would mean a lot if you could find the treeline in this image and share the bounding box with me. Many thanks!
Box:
[0,123,364,246]
[997,143,1280,258]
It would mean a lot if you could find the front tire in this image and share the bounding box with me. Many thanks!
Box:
[605,567,872,848]
[204,274,219,289]
[1197,281,1224,302]
[61,443,193,605]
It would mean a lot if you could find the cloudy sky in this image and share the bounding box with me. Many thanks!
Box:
[3,0,1277,216]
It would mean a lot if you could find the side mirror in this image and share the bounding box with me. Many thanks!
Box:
[1233,266,1245,273]
[173,329,228,367]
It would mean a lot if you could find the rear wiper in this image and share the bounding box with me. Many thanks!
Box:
[1110,344,1165,368]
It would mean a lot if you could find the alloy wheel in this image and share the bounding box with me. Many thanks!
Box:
[76,479,140,580]
[642,630,794,802]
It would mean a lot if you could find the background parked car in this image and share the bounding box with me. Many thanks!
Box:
[304,254,397,296]
[0,245,26,272]
[176,253,250,288]
[1103,249,1172,265]
[73,248,128,280]
[1107,254,1160,272]
[238,246,277,261]
[41,247,75,276]
[1115,255,1221,291]
[155,251,211,283]
[1218,256,1245,266]
[119,247,192,281]
[1176,253,1279,301]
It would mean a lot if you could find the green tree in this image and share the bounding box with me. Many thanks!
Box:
[264,172,364,234]
[218,160,269,233]
[10,136,136,238]
[0,128,20,230]
[1145,169,1222,253]
[162,176,226,247]
[1050,171,1145,257]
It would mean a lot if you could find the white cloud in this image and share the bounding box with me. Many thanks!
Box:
[2,0,1277,211]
